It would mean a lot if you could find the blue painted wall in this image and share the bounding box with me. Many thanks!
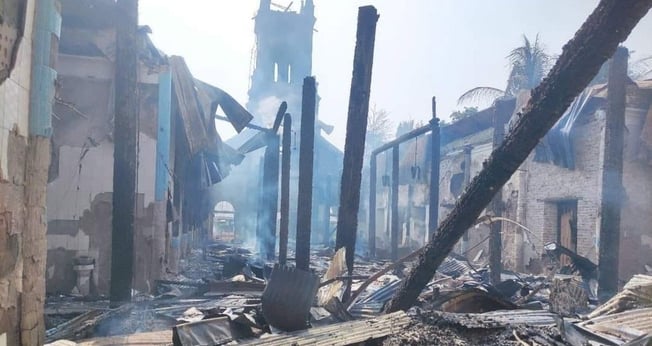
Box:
[155,71,172,201]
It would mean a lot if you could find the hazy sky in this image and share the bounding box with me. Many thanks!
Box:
[139,1,652,149]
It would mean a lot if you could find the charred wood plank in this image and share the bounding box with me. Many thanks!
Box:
[385,0,652,313]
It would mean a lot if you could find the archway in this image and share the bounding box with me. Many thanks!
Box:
[213,201,235,241]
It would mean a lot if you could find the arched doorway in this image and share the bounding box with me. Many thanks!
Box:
[213,201,235,241]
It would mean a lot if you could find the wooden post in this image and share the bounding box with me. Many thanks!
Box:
[460,145,472,253]
[368,155,377,257]
[262,133,280,260]
[335,5,379,274]
[279,114,292,265]
[489,100,509,285]
[391,145,399,261]
[384,0,652,313]
[296,77,317,271]
[598,46,628,299]
[110,0,139,306]
[428,98,440,237]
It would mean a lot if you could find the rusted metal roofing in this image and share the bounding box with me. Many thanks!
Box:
[240,311,410,345]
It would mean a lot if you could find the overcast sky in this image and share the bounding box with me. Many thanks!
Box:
[139,1,652,149]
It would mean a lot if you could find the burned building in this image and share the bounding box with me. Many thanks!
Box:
[370,79,652,284]
[45,0,250,296]
[215,0,342,252]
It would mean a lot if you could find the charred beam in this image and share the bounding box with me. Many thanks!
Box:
[110,0,139,306]
[385,0,652,313]
[598,46,628,300]
[261,133,281,260]
[296,77,317,271]
[390,145,399,261]
[335,5,379,275]
[279,114,292,265]
[488,99,510,285]
[428,97,440,237]
[368,155,377,257]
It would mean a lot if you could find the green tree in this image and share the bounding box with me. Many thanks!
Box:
[458,34,552,106]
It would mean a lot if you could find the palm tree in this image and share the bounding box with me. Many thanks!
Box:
[458,34,552,106]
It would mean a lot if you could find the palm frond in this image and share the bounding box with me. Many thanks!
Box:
[457,87,505,106]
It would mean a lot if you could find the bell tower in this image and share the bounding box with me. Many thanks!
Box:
[247,0,316,121]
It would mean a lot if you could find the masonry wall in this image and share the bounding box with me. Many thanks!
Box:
[0,0,36,343]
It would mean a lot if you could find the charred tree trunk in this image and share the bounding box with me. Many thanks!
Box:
[428,98,440,236]
[296,77,317,271]
[598,47,628,300]
[111,0,139,306]
[385,0,652,313]
[279,114,292,265]
[336,6,379,275]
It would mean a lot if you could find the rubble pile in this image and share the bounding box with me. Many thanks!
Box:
[383,309,566,346]
[44,242,652,346]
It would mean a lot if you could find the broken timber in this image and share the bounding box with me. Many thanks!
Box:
[385,0,652,313]
[335,5,379,278]
[296,77,317,271]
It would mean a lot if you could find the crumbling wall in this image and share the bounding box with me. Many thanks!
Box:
[0,1,35,343]
[46,70,162,294]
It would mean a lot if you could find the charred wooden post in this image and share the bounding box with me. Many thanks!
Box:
[335,6,379,274]
[459,145,473,253]
[368,155,378,257]
[110,0,139,306]
[488,100,510,285]
[598,47,628,300]
[279,114,292,265]
[385,0,652,313]
[390,145,400,261]
[428,97,440,236]
[296,77,317,271]
[262,133,281,260]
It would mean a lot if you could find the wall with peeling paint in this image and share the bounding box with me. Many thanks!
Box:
[45,45,167,294]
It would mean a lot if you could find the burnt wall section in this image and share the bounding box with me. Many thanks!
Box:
[46,71,163,295]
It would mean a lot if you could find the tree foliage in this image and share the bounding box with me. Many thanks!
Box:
[458,34,552,106]
[450,106,479,122]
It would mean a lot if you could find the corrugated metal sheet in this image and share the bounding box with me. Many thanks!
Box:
[241,311,410,346]
[576,308,652,345]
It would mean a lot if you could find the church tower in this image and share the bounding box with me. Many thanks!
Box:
[247,0,316,121]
